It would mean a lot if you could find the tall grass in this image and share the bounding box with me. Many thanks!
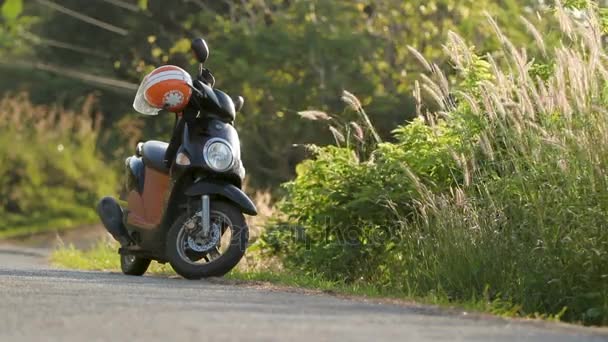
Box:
[262,3,608,325]
[403,4,608,324]
[0,93,117,237]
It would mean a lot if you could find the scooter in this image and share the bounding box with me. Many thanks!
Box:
[97,38,257,279]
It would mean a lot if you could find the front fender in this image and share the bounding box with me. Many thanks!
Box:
[185,181,258,216]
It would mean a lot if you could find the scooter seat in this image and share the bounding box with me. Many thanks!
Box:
[142,140,170,174]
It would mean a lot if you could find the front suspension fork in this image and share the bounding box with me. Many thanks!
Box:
[201,195,210,237]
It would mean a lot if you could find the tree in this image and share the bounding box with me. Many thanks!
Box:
[14,0,546,188]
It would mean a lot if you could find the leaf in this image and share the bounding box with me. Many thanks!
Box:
[138,0,148,10]
[169,38,190,54]
[1,0,22,21]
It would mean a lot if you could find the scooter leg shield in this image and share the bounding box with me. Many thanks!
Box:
[96,197,132,246]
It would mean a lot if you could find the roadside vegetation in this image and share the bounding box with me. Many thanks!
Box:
[0,94,116,238]
[51,239,561,321]
[259,2,608,326]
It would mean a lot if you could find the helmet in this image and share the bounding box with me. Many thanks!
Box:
[133,65,193,115]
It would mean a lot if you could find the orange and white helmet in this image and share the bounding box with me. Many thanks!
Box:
[133,65,193,115]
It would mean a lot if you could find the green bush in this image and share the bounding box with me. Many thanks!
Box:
[0,93,117,236]
[262,4,608,325]
[266,116,465,281]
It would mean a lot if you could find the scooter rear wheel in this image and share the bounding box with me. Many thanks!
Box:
[120,254,151,276]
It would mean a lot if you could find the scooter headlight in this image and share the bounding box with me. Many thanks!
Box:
[203,138,234,172]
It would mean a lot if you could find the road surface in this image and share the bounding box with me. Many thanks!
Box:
[0,245,606,342]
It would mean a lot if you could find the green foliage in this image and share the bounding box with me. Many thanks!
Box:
[387,118,463,187]
[459,55,494,94]
[562,0,608,33]
[0,94,117,236]
[563,0,591,8]
[13,0,544,188]
[137,0,148,11]
[0,0,34,54]
[1,0,22,21]
[262,5,608,326]
[263,115,465,282]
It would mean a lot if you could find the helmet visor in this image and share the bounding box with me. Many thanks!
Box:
[133,75,161,115]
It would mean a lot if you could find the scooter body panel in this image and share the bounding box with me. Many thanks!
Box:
[126,166,170,229]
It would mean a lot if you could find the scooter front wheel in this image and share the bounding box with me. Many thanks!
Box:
[120,254,151,276]
[166,201,249,280]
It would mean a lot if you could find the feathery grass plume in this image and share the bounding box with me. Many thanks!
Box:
[486,54,509,96]
[478,133,495,161]
[445,30,473,69]
[487,14,531,89]
[427,112,439,125]
[556,0,575,38]
[454,90,481,115]
[349,121,364,142]
[523,69,544,115]
[341,90,382,144]
[341,90,362,111]
[297,110,331,121]
[535,74,553,112]
[453,187,467,209]
[520,16,547,56]
[420,72,444,99]
[407,45,432,72]
[422,83,446,110]
[552,52,573,115]
[478,80,506,118]
[0,92,100,139]
[432,63,451,100]
[403,166,426,199]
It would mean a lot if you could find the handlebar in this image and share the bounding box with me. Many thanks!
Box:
[198,66,215,88]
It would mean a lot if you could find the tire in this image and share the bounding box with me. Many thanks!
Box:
[120,254,151,276]
[166,201,249,280]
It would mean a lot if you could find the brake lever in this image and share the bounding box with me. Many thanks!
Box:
[198,67,215,88]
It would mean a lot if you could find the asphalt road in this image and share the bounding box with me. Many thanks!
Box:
[0,245,607,342]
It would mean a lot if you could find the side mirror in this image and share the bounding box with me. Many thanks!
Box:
[191,38,209,64]
[234,96,245,112]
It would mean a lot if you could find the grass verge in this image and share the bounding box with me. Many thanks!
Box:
[51,241,565,323]
[51,240,174,276]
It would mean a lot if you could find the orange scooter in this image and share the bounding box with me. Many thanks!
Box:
[97,38,257,279]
